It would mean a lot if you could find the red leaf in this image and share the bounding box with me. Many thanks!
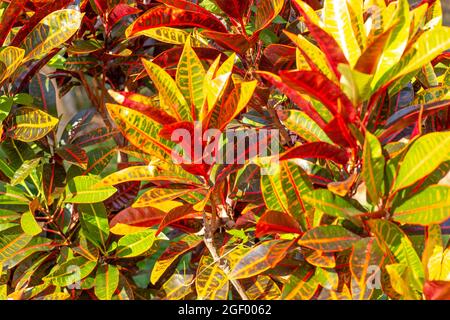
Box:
[202,31,251,56]
[292,1,348,77]
[213,0,251,21]
[323,116,357,149]
[423,281,450,300]
[152,47,226,69]
[0,0,25,46]
[109,91,177,125]
[280,142,350,165]
[158,0,216,16]
[104,181,140,212]
[127,5,227,37]
[107,4,141,29]
[279,70,356,122]
[258,71,326,128]
[256,211,302,238]
[261,44,296,72]
[56,144,88,169]
[156,204,201,235]
[110,207,166,228]
[94,0,108,15]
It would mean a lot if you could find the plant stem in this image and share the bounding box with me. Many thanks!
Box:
[202,201,249,300]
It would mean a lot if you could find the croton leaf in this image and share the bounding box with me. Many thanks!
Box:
[125,5,227,38]
[0,46,24,84]
[151,234,202,284]
[176,38,206,119]
[64,176,116,204]
[110,207,167,231]
[11,107,58,142]
[229,239,294,279]
[21,9,83,62]
[94,264,120,300]
[298,225,360,252]
[116,229,156,258]
[392,185,450,226]
[350,237,385,300]
[79,203,110,251]
[195,255,229,300]
[256,210,302,238]
[280,142,349,165]
[394,132,450,191]
[362,132,385,205]
[106,104,174,161]
[279,70,356,122]
[142,59,192,122]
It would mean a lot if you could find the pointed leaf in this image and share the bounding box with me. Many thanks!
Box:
[11,107,58,142]
[95,264,119,300]
[21,9,83,62]
[394,132,450,191]
[393,185,450,226]
[298,225,360,252]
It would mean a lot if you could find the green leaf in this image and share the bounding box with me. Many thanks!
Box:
[298,225,360,252]
[303,189,363,218]
[79,203,110,251]
[44,256,97,287]
[0,226,32,265]
[116,229,156,258]
[281,266,320,300]
[392,185,450,226]
[10,157,41,186]
[20,211,41,236]
[350,237,384,300]
[362,132,385,205]
[64,175,116,203]
[0,96,13,123]
[21,9,83,62]
[11,107,58,142]
[368,219,424,291]
[394,132,450,191]
[281,110,332,143]
[94,264,119,300]
[395,26,450,82]
[260,161,313,225]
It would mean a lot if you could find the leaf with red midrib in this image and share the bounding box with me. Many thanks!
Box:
[256,211,302,238]
[280,142,349,166]
[298,225,360,252]
[156,204,202,235]
[126,6,227,37]
[229,239,295,279]
[279,70,356,122]
[110,207,166,229]
[292,0,348,78]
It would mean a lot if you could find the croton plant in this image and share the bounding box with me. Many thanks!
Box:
[0,0,449,301]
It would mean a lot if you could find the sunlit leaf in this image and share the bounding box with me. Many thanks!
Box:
[95,264,120,300]
[11,107,58,142]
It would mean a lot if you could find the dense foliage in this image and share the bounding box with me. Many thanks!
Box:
[0,0,449,300]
